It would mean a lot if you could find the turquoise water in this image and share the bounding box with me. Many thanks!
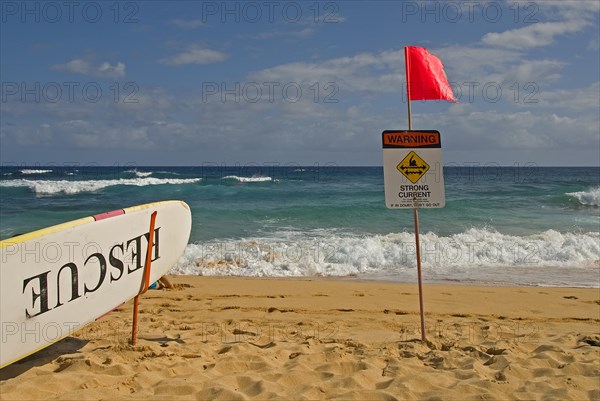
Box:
[1,166,599,287]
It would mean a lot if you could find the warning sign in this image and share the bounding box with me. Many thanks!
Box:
[382,130,445,209]
[397,151,429,183]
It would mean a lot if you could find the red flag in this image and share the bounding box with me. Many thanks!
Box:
[405,46,456,102]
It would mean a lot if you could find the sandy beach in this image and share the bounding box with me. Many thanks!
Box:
[1,276,598,400]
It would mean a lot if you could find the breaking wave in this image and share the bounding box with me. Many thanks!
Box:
[172,228,600,287]
[222,176,274,183]
[567,187,600,206]
[124,169,153,178]
[0,177,201,195]
[19,169,52,175]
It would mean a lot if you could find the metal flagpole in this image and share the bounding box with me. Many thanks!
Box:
[404,47,426,342]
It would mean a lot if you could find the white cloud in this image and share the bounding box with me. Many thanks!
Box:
[252,27,316,40]
[9,124,54,146]
[249,45,570,109]
[96,62,126,78]
[251,50,405,93]
[159,45,228,65]
[55,59,89,75]
[52,59,125,78]
[417,108,599,154]
[503,59,566,84]
[534,82,600,111]
[481,21,584,50]
[588,36,600,52]
[434,46,521,82]
[169,19,205,29]
[549,1,600,19]
[481,1,598,50]
[2,81,598,165]
[432,46,568,102]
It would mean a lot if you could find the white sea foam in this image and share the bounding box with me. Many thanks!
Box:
[222,175,273,183]
[19,169,52,175]
[567,187,600,206]
[124,169,153,177]
[0,177,201,195]
[172,229,600,287]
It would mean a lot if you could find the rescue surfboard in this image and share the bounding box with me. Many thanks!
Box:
[0,200,192,368]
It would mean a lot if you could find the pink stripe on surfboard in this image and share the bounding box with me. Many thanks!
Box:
[93,209,125,221]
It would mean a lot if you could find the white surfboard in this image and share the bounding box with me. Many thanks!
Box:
[0,200,192,368]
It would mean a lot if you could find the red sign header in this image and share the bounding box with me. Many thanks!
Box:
[382,130,441,148]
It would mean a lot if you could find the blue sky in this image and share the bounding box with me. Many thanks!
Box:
[1,0,599,166]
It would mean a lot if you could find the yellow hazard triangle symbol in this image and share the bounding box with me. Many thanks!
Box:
[397,151,429,184]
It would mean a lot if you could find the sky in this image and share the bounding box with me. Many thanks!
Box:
[1,0,599,166]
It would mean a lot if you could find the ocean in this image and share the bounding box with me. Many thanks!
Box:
[1,165,599,288]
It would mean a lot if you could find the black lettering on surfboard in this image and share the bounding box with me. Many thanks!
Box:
[145,227,161,263]
[55,262,81,308]
[22,271,51,318]
[126,235,143,274]
[109,243,125,282]
[83,253,107,294]
[21,227,161,319]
